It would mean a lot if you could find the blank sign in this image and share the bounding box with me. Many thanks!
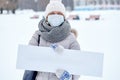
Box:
[16,45,104,77]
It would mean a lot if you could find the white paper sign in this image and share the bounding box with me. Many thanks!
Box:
[16,45,104,77]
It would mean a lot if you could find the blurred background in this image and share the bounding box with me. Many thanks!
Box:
[0,0,120,80]
[0,0,120,13]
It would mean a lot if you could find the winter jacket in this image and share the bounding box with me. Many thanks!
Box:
[23,30,80,80]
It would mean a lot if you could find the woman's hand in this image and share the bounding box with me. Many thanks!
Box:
[56,69,72,80]
[50,43,64,53]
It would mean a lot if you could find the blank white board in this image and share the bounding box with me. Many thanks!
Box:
[16,45,104,77]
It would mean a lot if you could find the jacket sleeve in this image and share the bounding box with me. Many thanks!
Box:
[70,41,80,80]
[69,40,80,50]
[69,34,80,50]
[69,34,80,80]
[28,30,40,46]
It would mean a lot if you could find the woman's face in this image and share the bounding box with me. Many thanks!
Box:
[46,11,64,20]
[46,11,65,27]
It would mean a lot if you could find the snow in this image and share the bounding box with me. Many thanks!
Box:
[0,10,120,80]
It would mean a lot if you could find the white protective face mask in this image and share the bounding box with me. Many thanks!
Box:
[47,14,64,27]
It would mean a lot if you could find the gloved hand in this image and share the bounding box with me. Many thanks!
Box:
[56,69,72,80]
[50,43,64,53]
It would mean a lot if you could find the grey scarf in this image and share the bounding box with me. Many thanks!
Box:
[38,19,71,43]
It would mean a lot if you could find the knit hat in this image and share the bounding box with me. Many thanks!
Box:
[44,0,66,18]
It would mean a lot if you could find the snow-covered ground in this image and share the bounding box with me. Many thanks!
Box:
[0,10,120,80]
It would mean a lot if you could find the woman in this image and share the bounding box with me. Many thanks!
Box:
[23,0,80,80]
